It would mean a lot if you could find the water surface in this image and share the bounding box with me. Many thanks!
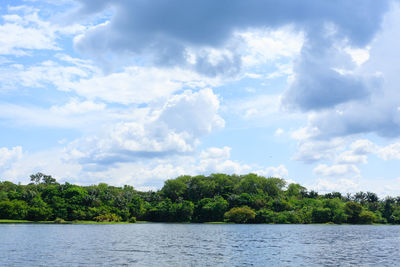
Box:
[1,224,399,266]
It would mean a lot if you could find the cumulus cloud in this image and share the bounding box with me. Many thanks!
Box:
[0,148,82,184]
[335,151,367,165]
[282,50,371,111]
[197,146,251,174]
[73,0,387,51]
[71,0,389,80]
[312,177,360,194]
[311,161,363,194]
[0,147,23,169]
[2,0,400,195]
[378,143,400,160]
[289,3,400,139]
[157,88,225,136]
[334,139,377,164]
[350,139,377,155]
[255,165,289,178]
[313,164,360,177]
[292,137,388,166]
[64,89,224,166]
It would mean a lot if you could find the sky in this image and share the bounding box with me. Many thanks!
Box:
[1,0,400,196]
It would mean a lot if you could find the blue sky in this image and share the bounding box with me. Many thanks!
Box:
[1,0,400,196]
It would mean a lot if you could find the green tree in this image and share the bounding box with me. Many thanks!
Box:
[161,178,187,202]
[323,198,347,224]
[286,183,307,198]
[345,202,362,224]
[255,209,276,223]
[359,210,376,224]
[275,211,301,224]
[30,172,57,185]
[195,196,229,222]
[26,196,53,221]
[390,208,400,224]
[0,200,29,219]
[171,201,194,222]
[312,207,331,223]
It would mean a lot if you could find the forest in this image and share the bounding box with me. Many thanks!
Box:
[1,172,400,224]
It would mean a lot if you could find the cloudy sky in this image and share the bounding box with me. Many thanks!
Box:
[1,0,400,195]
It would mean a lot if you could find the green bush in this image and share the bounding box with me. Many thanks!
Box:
[54,218,66,224]
[224,206,256,224]
[94,213,121,222]
[359,210,376,224]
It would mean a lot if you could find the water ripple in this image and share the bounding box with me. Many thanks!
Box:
[1,224,400,266]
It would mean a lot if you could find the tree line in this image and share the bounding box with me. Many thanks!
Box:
[1,172,400,224]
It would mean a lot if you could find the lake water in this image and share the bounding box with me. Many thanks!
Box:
[1,224,399,266]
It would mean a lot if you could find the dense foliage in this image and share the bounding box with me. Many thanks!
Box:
[1,172,400,224]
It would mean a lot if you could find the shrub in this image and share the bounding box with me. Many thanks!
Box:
[359,210,376,224]
[54,218,66,224]
[224,206,256,224]
[94,213,121,222]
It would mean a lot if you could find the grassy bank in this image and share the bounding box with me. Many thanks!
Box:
[0,219,59,224]
[0,219,135,224]
[1,219,388,225]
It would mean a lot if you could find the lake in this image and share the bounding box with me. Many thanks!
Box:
[0,224,399,266]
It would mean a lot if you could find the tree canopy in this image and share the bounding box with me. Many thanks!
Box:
[1,172,399,224]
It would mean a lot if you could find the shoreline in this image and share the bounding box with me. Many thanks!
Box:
[0,219,391,225]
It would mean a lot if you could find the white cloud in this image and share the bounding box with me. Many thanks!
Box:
[0,57,93,92]
[70,66,187,104]
[335,151,367,164]
[159,88,224,136]
[328,139,376,164]
[255,165,289,178]
[291,124,320,140]
[378,142,400,160]
[1,53,225,104]
[313,164,360,177]
[0,144,288,190]
[197,146,251,174]
[64,89,224,165]
[200,146,231,159]
[289,3,400,140]
[0,147,82,184]
[50,98,106,115]
[312,178,360,194]
[292,137,347,163]
[0,6,84,56]
[0,147,23,169]
[345,46,371,66]
[350,139,377,154]
[237,27,304,68]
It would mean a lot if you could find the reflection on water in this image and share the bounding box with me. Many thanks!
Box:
[1,224,399,266]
